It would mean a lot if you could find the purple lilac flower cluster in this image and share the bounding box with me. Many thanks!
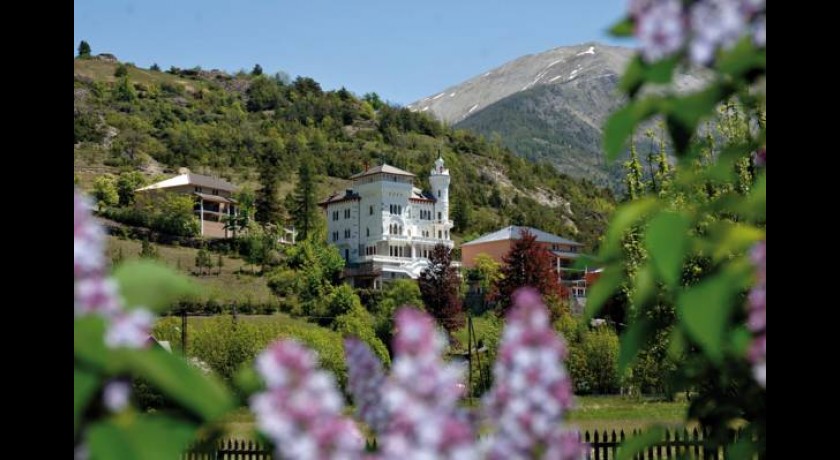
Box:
[250,340,364,460]
[482,288,585,460]
[630,0,766,65]
[74,190,153,350]
[255,290,584,459]
[345,338,389,435]
[748,240,766,388]
[379,308,476,459]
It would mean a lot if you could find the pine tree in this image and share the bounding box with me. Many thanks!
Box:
[251,63,264,76]
[452,196,472,231]
[495,229,562,316]
[291,157,318,240]
[150,63,161,72]
[254,156,284,226]
[418,244,465,335]
[78,40,91,58]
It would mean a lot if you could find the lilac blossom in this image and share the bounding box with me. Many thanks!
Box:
[482,288,584,460]
[74,189,153,350]
[74,191,105,278]
[379,308,476,459]
[251,340,364,460]
[105,309,155,349]
[752,14,766,47]
[635,0,687,62]
[689,0,748,65]
[345,338,389,434]
[747,241,766,388]
[103,380,132,412]
[630,0,766,66]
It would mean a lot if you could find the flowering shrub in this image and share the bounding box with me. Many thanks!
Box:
[590,0,766,456]
[250,290,585,459]
[74,190,234,459]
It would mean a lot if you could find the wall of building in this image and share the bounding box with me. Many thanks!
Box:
[461,240,514,268]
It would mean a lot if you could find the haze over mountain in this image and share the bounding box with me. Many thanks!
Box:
[408,42,705,189]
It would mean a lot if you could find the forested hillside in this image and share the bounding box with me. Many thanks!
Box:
[74,57,614,248]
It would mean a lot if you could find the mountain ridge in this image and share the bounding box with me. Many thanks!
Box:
[409,42,705,189]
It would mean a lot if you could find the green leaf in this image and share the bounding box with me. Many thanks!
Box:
[604,98,660,160]
[74,368,99,436]
[602,197,659,257]
[622,56,680,96]
[617,426,665,460]
[235,366,264,395]
[75,316,109,369]
[87,415,198,460]
[730,326,753,356]
[708,222,765,262]
[717,37,766,79]
[619,57,645,97]
[667,328,686,361]
[645,211,691,288]
[608,17,634,37]
[113,260,196,312]
[739,172,766,220]
[584,267,623,320]
[677,274,736,363]
[645,56,679,84]
[618,318,653,373]
[118,347,234,421]
[665,85,726,155]
[631,263,656,308]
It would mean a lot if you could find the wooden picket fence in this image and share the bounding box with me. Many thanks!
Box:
[183,428,747,459]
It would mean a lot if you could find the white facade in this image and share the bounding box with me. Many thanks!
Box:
[320,159,454,287]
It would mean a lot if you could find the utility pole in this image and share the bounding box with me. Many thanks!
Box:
[180,308,187,356]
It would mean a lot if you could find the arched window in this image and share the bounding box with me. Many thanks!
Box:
[366,228,370,237]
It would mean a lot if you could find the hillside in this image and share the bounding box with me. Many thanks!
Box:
[74,57,615,248]
[407,43,705,190]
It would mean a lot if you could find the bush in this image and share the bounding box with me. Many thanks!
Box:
[333,305,390,366]
[555,316,620,394]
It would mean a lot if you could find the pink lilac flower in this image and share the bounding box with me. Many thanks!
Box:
[75,277,122,317]
[747,241,766,388]
[103,379,132,412]
[105,309,155,349]
[251,340,364,460]
[345,338,389,434]
[379,308,476,459]
[689,0,748,65]
[482,288,585,460]
[75,189,155,350]
[752,14,766,47]
[74,191,105,278]
[635,0,687,62]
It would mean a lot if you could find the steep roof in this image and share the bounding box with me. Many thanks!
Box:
[461,225,582,247]
[136,173,237,193]
[349,163,415,179]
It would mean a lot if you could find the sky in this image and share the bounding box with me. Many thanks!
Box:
[74,0,632,105]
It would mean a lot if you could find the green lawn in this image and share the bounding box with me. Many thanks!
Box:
[107,236,276,305]
[212,395,689,441]
[569,395,689,433]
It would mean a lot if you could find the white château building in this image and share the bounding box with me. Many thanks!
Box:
[319,157,454,288]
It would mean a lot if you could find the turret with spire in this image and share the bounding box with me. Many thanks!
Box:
[429,154,451,224]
